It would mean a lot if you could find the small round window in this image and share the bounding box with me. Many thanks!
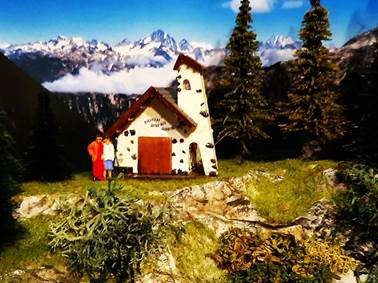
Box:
[183,79,191,90]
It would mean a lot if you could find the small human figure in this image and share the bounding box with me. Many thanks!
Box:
[87,135,105,181]
[102,137,115,180]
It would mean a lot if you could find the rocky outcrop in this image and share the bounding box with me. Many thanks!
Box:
[0,266,75,283]
[16,195,61,218]
[148,170,333,241]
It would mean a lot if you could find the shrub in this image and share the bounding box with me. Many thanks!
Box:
[212,228,355,283]
[336,163,378,243]
[49,180,173,283]
[336,163,378,277]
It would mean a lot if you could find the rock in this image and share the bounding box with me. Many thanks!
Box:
[161,177,263,235]
[323,168,338,186]
[333,270,368,283]
[16,195,61,218]
[138,247,179,283]
[292,198,330,230]
[1,266,74,283]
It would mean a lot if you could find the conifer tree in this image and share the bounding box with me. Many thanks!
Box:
[280,0,345,152]
[216,0,271,161]
[0,108,22,246]
[25,91,71,181]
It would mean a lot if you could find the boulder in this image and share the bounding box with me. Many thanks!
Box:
[16,195,61,218]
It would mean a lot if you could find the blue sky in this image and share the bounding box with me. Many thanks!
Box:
[0,0,374,47]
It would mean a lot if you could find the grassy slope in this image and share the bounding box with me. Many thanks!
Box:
[1,159,338,281]
[245,159,338,223]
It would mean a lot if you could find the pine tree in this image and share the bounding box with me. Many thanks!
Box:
[280,0,345,154]
[25,91,71,181]
[216,0,271,161]
[0,108,22,246]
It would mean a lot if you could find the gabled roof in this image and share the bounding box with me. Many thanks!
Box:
[155,87,177,105]
[173,54,205,74]
[105,86,197,137]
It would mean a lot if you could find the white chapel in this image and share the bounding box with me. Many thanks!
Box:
[105,54,218,176]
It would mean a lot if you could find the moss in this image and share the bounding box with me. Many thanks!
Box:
[245,159,338,224]
[171,222,228,282]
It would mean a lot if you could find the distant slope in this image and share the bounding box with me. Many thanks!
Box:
[0,52,98,170]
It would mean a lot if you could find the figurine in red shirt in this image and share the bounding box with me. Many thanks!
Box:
[87,135,105,181]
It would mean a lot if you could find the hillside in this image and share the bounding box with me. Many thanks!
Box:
[0,53,98,169]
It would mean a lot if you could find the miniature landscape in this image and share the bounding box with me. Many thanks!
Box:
[1,0,377,282]
[0,159,350,282]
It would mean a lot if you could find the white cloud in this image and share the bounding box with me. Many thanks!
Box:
[190,41,214,50]
[0,42,10,49]
[223,0,276,13]
[282,0,303,9]
[43,64,177,94]
[258,48,296,66]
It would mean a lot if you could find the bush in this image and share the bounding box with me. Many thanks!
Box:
[212,228,355,283]
[49,180,172,283]
[336,163,378,277]
[336,163,378,243]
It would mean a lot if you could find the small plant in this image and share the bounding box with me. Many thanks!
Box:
[49,180,173,283]
[303,238,356,275]
[212,228,355,283]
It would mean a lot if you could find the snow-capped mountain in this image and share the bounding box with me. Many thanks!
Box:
[112,29,223,68]
[257,35,301,66]
[1,30,302,93]
[261,35,301,50]
[4,35,127,75]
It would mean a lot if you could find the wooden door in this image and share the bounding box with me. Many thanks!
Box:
[138,137,172,174]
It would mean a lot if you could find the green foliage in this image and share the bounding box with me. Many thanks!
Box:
[213,228,355,283]
[366,263,378,283]
[336,163,378,270]
[0,108,22,247]
[49,180,173,282]
[215,0,272,161]
[279,0,345,145]
[25,91,71,181]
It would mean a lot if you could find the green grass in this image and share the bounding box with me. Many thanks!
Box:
[171,221,227,282]
[0,215,64,275]
[244,159,338,224]
[20,159,258,200]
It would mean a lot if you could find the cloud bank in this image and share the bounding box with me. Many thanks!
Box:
[0,42,10,49]
[282,1,303,9]
[43,64,177,94]
[223,0,276,13]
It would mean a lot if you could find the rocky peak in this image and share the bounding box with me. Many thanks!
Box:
[178,38,191,51]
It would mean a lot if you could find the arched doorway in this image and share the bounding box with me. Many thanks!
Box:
[189,143,204,175]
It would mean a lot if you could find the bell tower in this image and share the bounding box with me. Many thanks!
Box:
[173,54,218,176]
[174,54,210,124]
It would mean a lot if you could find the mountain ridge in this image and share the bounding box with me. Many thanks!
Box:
[1,29,301,88]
